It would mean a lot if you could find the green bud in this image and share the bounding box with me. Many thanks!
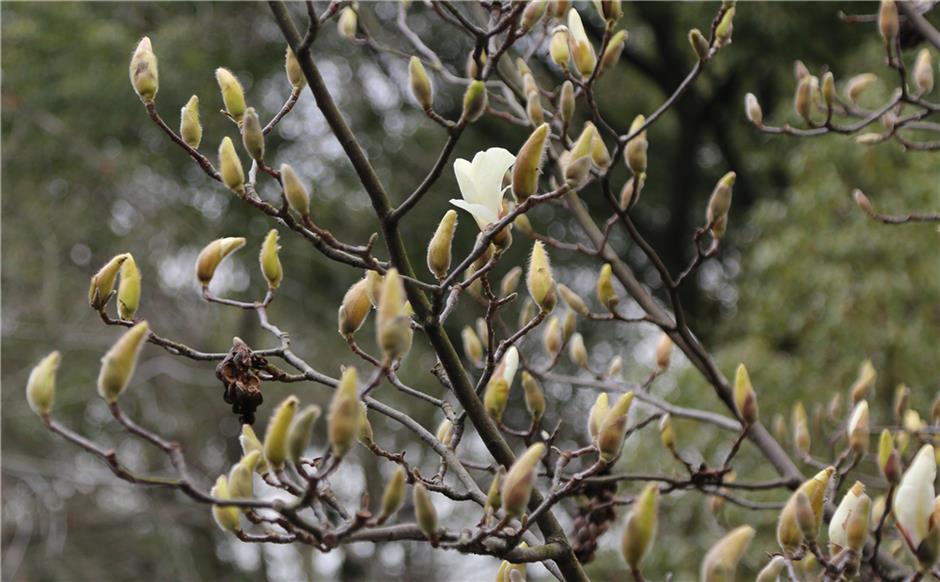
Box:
[280,163,311,218]
[599,30,627,76]
[688,28,709,61]
[485,468,504,513]
[263,395,299,470]
[26,351,60,416]
[89,253,130,310]
[338,6,358,39]
[706,171,735,239]
[777,490,809,552]
[357,401,374,445]
[596,263,618,310]
[733,363,758,425]
[622,483,658,569]
[659,414,676,452]
[592,131,611,169]
[701,525,754,582]
[559,80,575,124]
[427,210,458,280]
[377,269,412,361]
[587,392,609,439]
[328,367,361,458]
[97,321,150,403]
[228,450,261,500]
[195,237,246,287]
[117,254,142,321]
[129,37,159,103]
[338,277,372,336]
[484,378,510,423]
[512,123,550,201]
[287,405,321,464]
[714,7,735,48]
[180,95,202,149]
[796,467,835,530]
[462,80,488,123]
[378,466,407,524]
[409,56,434,110]
[285,46,306,89]
[550,26,571,70]
[239,424,270,475]
[596,391,634,462]
[570,123,597,162]
[241,107,265,162]
[501,443,546,517]
[210,475,241,533]
[527,241,556,312]
[625,115,648,175]
[521,371,545,422]
[215,67,247,124]
[413,483,439,544]
[218,137,245,195]
[259,229,283,290]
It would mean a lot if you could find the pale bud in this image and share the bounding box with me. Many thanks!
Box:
[129,37,159,103]
[793,401,811,455]
[829,481,870,555]
[484,378,510,423]
[357,401,373,445]
[241,107,265,162]
[543,316,563,355]
[501,443,545,517]
[180,95,202,149]
[894,384,911,420]
[568,333,588,369]
[215,67,247,124]
[587,392,609,439]
[564,155,592,188]
[847,400,870,453]
[914,49,934,96]
[278,163,311,218]
[845,73,878,103]
[733,363,758,425]
[97,321,150,403]
[624,115,648,175]
[688,28,709,61]
[559,81,575,124]
[286,405,320,464]
[512,123,550,201]
[521,372,545,422]
[263,395,298,470]
[228,450,261,500]
[218,137,245,195]
[878,0,899,43]
[500,266,523,297]
[378,466,407,524]
[596,263,619,310]
[599,30,627,76]
[821,72,836,110]
[659,414,676,452]
[794,75,813,122]
[797,467,835,530]
[596,392,634,462]
[409,56,434,110]
[567,9,596,77]
[413,483,439,544]
[526,92,544,127]
[338,6,358,39]
[377,269,411,360]
[462,80,488,123]
[894,444,936,549]
[210,475,241,533]
[622,483,658,569]
[756,557,786,582]
[436,419,454,447]
[328,367,361,459]
[257,230,283,290]
[521,0,547,31]
[26,351,60,416]
[550,26,571,70]
[655,333,673,372]
[338,277,372,336]
[526,241,556,312]
[427,210,458,280]
[558,284,589,316]
[239,424,269,475]
[196,237,245,287]
[706,171,736,239]
[700,525,754,582]
[285,46,305,89]
[744,93,763,126]
[849,359,876,404]
[878,429,901,484]
[462,326,484,365]
[117,255,141,320]
[88,253,130,310]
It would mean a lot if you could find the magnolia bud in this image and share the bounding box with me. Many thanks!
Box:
[714,7,734,48]
[129,37,159,103]
[180,95,202,149]
[659,414,676,452]
[655,333,673,372]
[378,466,407,524]
[550,26,571,69]
[821,72,836,110]
[772,413,788,444]
[543,316,563,355]
[688,28,709,61]
[527,242,556,312]
[241,107,265,162]
[501,443,545,517]
[436,419,454,447]
[485,469,504,514]
[285,46,306,89]
[196,237,246,287]
[845,73,877,103]
[215,67,247,124]
[568,9,597,77]
[794,76,813,123]
[797,467,835,530]
[590,133,611,171]
[706,171,735,238]
[228,450,260,502]
[521,372,546,422]
[458,327,483,367]
[793,402,811,455]
[849,359,876,404]
[409,56,434,110]
[620,175,645,209]
[516,58,533,78]
[26,351,60,416]
[328,367,360,458]
[263,395,298,470]
[829,481,870,555]
[239,424,269,475]
[557,284,589,316]
[117,255,141,321]
[596,263,619,310]
[587,393,609,439]
[625,115,648,175]
[484,378,510,423]
[878,429,901,485]
[894,444,936,557]
[564,155,592,188]
[793,59,810,80]
[914,49,934,96]
[413,483,439,544]
[97,321,150,403]
[357,401,373,445]
[512,123,550,201]
[210,475,241,533]
[559,81,575,124]
[287,405,321,464]
[568,333,588,369]
[700,525,754,582]
[847,400,870,453]
[526,92,544,126]
[828,392,843,422]
[596,392,634,462]
[338,277,372,336]
[879,0,899,43]
[756,557,786,582]
[521,0,547,31]
[338,6,358,39]
[733,363,758,425]
[893,384,910,421]
[465,50,487,79]
[622,483,658,569]
[427,210,457,280]
[377,269,411,360]
[259,229,283,290]
[607,355,623,378]
[562,309,577,341]
[280,163,311,218]
[476,318,490,348]
[88,253,130,310]
[218,137,245,195]
[462,80,488,123]
[744,93,763,126]
[500,266,523,297]
[599,30,627,76]
[570,123,597,162]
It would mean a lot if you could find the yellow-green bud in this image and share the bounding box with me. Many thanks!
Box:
[378,466,407,524]
[129,37,159,103]
[847,400,870,453]
[821,72,836,110]
[500,266,523,297]
[239,424,270,475]
[557,284,589,316]
[914,49,934,96]
[195,237,246,287]
[744,93,762,126]
[559,80,575,124]
[588,392,609,439]
[462,326,483,366]
[599,30,627,76]
[733,363,758,425]
[501,443,545,517]
[180,95,202,149]
[427,210,458,280]
[215,67,247,124]
[527,241,556,312]
[794,75,813,123]
[550,26,571,69]
[259,229,283,290]
[218,137,245,195]
[338,6,358,39]
[357,401,374,445]
[568,332,588,369]
[89,253,130,310]
[97,321,150,403]
[413,483,439,543]
[377,268,411,361]
[287,405,321,464]
[568,9,597,77]
[543,316,563,355]
[521,0,547,31]
[241,107,265,162]
[228,450,261,499]
[706,171,735,239]
[777,490,811,551]
[622,483,658,569]
[714,7,735,48]
[338,277,372,336]
[486,468,504,513]
[462,80,488,123]
[562,308,577,341]
[700,525,754,582]
[285,46,306,89]
[409,56,433,110]
[263,395,299,470]
[328,367,360,458]
[512,123,550,201]
[465,50,487,79]
[26,351,60,416]
[210,475,241,533]
[625,115,647,174]
[484,378,510,423]
[436,419,454,447]
[526,92,544,126]
[756,557,786,582]
[596,391,634,462]
[116,255,141,321]
[793,401,811,455]
[521,372,545,422]
[596,263,618,310]
[688,28,709,60]
[879,0,899,43]
[592,131,611,169]
[570,123,597,162]
[797,467,835,530]
[659,414,676,452]
[564,155,593,188]
[849,359,876,404]
[280,163,311,218]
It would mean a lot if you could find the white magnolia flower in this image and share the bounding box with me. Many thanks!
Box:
[449,148,515,230]
[501,346,519,386]
[894,444,936,548]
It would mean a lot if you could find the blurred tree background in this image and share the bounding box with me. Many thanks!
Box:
[2,2,937,581]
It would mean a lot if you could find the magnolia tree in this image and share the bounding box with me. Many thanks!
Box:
[22,1,940,580]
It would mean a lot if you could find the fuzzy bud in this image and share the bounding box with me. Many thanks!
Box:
[914,49,934,96]
[596,391,634,462]
[378,466,407,524]
[543,316,563,355]
[436,419,454,447]
[129,37,159,103]
[263,395,298,470]
[526,92,544,127]
[287,405,321,464]
[700,525,754,582]
[550,26,571,70]
[409,56,434,110]
[513,123,550,201]
[280,163,311,218]
[501,443,546,517]
[338,277,372,336]
[413,483,439,544]
[733,363,759,425]
[558,284,589,316]
[338,6,358,39]
[845,73,877,103]
[797,467,835,530]
[821,72,836,110]
[596,263,618,310]
[228,450,260,500]
[241,107,265,162]
[210,475,241,533]
[218,137,245,195]
[357,401,374,445]
[879,0,899,43]
[567,9,597,77]
[462,80,488,123]
[26,351,60,416]
[624,115,648,175]
[180,95,202,149]
[559,80,575,124]
[485,469,504,515]
[655,333,673,372]
[659,414,676,452]
[829,481,870,555]
[714,7,735,48]
[587,393,609,439]
[239,424,269,475]
[793,401,811,455]
[484,378,510,423]
[461,326,484,366]
[259,229,283,290]
[688,28,710,61]
[196,237,245,287]
[706,171,735,239]
[215,67,247,124]
[622,483,658,569]
[377,269,412,360]
[847,400,870,453]
[599,31,627,78]
[88,253,130,310]
[744,93,763,126]
[500,266,523,297]
[285,46,305,90]
[427,210,458,280]
[564,155,593,188]
[328,367,361,459]
[117,255,141,320]
[521,371,546,422]
[527,241,556,312]
[97,321,150,403]
[568,332,588,369]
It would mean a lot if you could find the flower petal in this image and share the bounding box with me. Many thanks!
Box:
[471,148,515,216]
[453,158,480,205]
[449,199,497,231]
[568,8,588,43]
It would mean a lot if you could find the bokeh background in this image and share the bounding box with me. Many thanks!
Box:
[2,2,938,581]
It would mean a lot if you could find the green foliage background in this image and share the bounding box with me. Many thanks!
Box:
[2,2,937,581]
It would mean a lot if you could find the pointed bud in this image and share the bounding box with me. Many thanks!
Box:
[117,255,141,320]
[377,269,411,360]
[262,395,298,470]
[622,483,658,569]
[688,28,709,61]
[26,351,60,416]
[328,367,361,459]
[776,491,804,552]
[821,72,836,109]
[659,414,676,452]
[338,6,358,39]
[714,7,735,48]
[486,468,504,514]
[527,241,556,312]
[559,80,575,124]
[562,309,577,341]
[600,30,627,76]
[568,9,597,77]
[620,175,644,209]
[543,316,563,355]
[500,266,523,297]
[793,401,811,455]
[624,115,648,175]
[513,123,550,201]
[706,171,735,239]
[829,481,870,555]
[476,317,490,347]
[436,419,455,447]
[484,378,510,423]
[426,210,458,280]
[849,359,876,404]
[180,95,202,148]
[218,137,245,195]
[89,253,130,310]
[215,67,247,124]
[240,424,269,475]
[285,46,306,89]
[287,405,321,464]
[564,155,593,188]
[845,73,878,103]
[502,443,546,517]
[744,93,763,126]
[413,483,439,543]
[338,277,372,336]
[550,26,571,69]
[357,401,374,445]
[228,450,260,501]
[879,0,899,43]
[280,163,311,218]
[587,392,609,439]
[259,229,283,290]
[97,321,149,403]
[700,525,754,582]
[596,391,634,462]
[520,372,546,422]
[894,384,910,421]
[378,466,407,524]
[129,37,159,103]
[894,444,936,549]
[797,467,835,530]
[521,0,547,31]
[568,333,588,369]
[241,107,265,162]
[596,263,619,311]
[557,284,589,316]
[210,475,241,532]
[847,400,870,453]
[878,429,900,484]
[607,355,623,378]
[794,76,813,123]
[460,326,484,366]
[462,80,488,123]
[733,364,758,425]
[196,237,246,287]
[655,333,673,372]
[570,123,597,163]
[756,557,786,582]
[409,56,434,110]
[526,92,545,127]
[914,49,934,96]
